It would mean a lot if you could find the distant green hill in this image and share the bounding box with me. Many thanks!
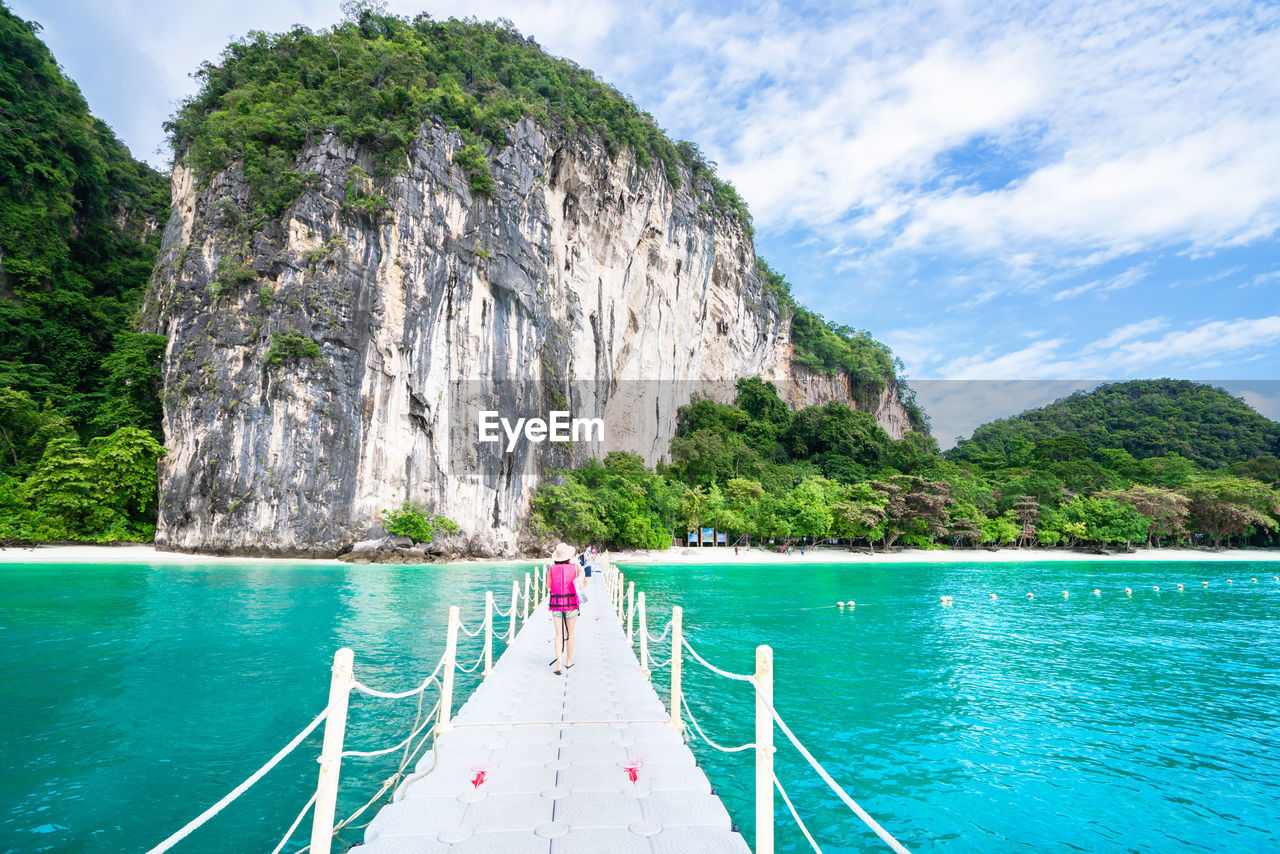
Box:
[947,379,1280,469]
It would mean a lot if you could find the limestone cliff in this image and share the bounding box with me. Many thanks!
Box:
[142,119,913,556]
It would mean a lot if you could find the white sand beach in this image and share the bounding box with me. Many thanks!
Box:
[608,545,1280,564]
[3,543,1279,566]
[0,544,344,565]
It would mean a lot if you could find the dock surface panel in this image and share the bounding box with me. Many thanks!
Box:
[351,577,752,853]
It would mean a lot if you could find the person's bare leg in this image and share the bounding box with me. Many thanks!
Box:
[565,615,578,667]
[551,613,565,673]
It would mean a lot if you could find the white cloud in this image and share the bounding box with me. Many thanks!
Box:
[931,315,1280,381]
[899,119,1280,259]
[1086,317,1169,351]
[1241,270,1280,289]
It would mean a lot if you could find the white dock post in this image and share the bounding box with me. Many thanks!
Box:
[668,606,684,732]
[617,572,625,624]
[755,645,775,854]
[508,580,518,645]
[438,606,460,734]
[627,581,635,645]
[483,591,494,678]
[638,591,649,677]
[523,573,530,623]
[309,647,354,854]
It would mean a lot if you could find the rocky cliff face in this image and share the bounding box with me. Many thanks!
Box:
[142,119,913,556]
[785,366,912,441]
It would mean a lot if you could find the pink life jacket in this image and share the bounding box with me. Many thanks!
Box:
[548,562,579,612]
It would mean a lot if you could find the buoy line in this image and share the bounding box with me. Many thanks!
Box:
[912,576,1279,608]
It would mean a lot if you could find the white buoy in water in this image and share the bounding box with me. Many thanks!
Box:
[1177,583,1184,591]
[990,593,998,600]
[1153,586,1160,592]
[848,601,855,608]
[940,595,954,607]
[1125,587,1132,595]
[1093,589,1101,596]
[1202,581,1209,587]
[1274,576,1278,582]
[1026,592,1035,599]
[837,601,845,609]
[1251,578,1258,583]
[1228,579,1234,584]
[1062,590,1069,598]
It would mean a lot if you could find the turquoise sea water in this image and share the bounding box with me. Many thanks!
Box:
[2,559,1279,853]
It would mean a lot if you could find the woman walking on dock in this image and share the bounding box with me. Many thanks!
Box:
[547,543,583,675]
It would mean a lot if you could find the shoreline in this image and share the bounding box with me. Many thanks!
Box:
[3,543,1279,566]
[610,545,1280,564]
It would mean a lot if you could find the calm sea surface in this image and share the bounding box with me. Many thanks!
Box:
[2,559,1278,853]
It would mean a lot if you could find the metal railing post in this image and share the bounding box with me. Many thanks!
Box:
[627,581,635,645]
[755,644,775,854]
[508,580,518,644]
[523,573,530,623]
[309,647,353,854]
[668,606,684,731]
[483,591,494,678]
[639,591,649,677]
[437,606,460,734]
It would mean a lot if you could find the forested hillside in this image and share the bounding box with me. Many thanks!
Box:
[0,3,169,541]
[533,379,1280,552]
[948,380,1280,469]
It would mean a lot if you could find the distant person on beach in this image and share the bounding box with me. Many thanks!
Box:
[547,543,582,675]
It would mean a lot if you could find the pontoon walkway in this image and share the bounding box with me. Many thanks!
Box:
[350,576,752,853]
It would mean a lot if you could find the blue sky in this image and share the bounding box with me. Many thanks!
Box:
[14,0,1280,443]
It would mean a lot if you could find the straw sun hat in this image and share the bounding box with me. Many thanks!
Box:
[551,542,576,562]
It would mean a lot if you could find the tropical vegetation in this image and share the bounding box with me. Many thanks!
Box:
[0,4,170,541]
[531,379,1280,552]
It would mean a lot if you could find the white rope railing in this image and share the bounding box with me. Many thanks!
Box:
[753,678,911,854]
[351,651,447,700]
[681,691,755,754]
[145,569,547,854]
[269,791,318,854]
[453,645,487,673]
[648,654,671,668]
[143,708,328,854]
[340,699,440,759]
[392,726,441,802]
[681,637,755,682]
[661,603,910,854]
[775,774,823,854]
[646,619,674,644]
